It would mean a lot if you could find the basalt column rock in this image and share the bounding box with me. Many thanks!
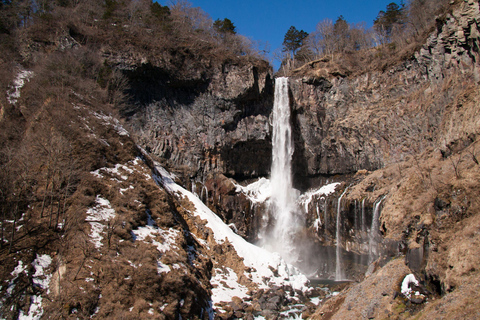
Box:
[288,0,480,187]
[119,56,274,183]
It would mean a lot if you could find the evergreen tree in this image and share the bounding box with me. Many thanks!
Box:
[103,0,118,20]
[151,2,170,20]
[282,25,308,60]
[334,15,349,52]
[334,15,348,35]
[213,18,236,34]
[374,2,405,38]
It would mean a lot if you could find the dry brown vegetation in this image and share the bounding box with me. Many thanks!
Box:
[0,1,271,317]
[288,0,454,77]
[0,0,266,255]
[1,0,479,318]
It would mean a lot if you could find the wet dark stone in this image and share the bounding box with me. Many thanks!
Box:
[410,296,426,304]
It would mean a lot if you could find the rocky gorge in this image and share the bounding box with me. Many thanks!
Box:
[1,0,480,319]
[122,0,480,317]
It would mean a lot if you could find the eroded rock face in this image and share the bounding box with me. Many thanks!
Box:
[288,0,480,187]
[310,259,415,320]
[119,56,274,183]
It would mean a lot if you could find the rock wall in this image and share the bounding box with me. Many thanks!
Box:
[118,55,274,184]
[289,0,480,190]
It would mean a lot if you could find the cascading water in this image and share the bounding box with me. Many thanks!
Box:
[324,197,328,237]
[369,196,386,263]
[263,77,301,263]
[361,198,366,235]
[335,187,348,280]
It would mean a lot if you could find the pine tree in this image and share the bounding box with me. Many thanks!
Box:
[282,26,308,60]
[374,2,405,39]
[334,15,349,52]
[213,18,236,34]
[151,2,170,20]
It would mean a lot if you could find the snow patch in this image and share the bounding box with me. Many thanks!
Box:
[11,260,26,277]
[310,296,322,305]
[17,254,52,320]
[18,295,43,320]
[401,273,419,299]
[91,111,130,136]
[131,223,180,275]
[211,267,249,305]
[7,70,33,105]
[32,254,52,293]
[6,261,26,296]
[91,158,143,182]
[119,185,134,194]
[85,196,116,248]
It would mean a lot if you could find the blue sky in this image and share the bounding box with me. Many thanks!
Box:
[156,0,397,69]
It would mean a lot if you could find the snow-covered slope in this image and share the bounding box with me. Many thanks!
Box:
[152,164,309,296]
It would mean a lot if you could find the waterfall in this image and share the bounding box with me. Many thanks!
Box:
[265,77,300,262]
[368,196,386,263]
[361,198,366,235]
[324,197,328,237]
[335,187,348,281]
[354,200,358,237]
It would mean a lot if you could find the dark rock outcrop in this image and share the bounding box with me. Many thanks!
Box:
[117,55,274,183]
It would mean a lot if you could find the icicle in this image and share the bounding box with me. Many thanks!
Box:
[354,199,358,238]
[361,198,366,235]
[191,180,197,196]
[314,200,322,232]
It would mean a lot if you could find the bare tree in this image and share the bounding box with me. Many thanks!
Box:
[0,145,35,253]
[450,155,463,179]
[467,144,479,165]
[307,18,335,59]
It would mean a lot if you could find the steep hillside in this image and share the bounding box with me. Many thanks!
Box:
[0,1,286,319]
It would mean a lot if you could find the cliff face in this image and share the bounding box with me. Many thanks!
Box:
[289,0,480,187]
[295,1,480,318]
[119,54,274,184]
[3,0,480,318]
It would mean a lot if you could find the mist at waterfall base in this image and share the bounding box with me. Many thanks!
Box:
[244,77,392,281]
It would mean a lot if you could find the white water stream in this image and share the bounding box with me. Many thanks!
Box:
[369,196,386,263]
[264,77,301,262]
[335,187,348,280]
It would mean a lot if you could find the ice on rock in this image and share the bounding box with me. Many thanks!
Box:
[298,182,340,212]
[234,177,272,204]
